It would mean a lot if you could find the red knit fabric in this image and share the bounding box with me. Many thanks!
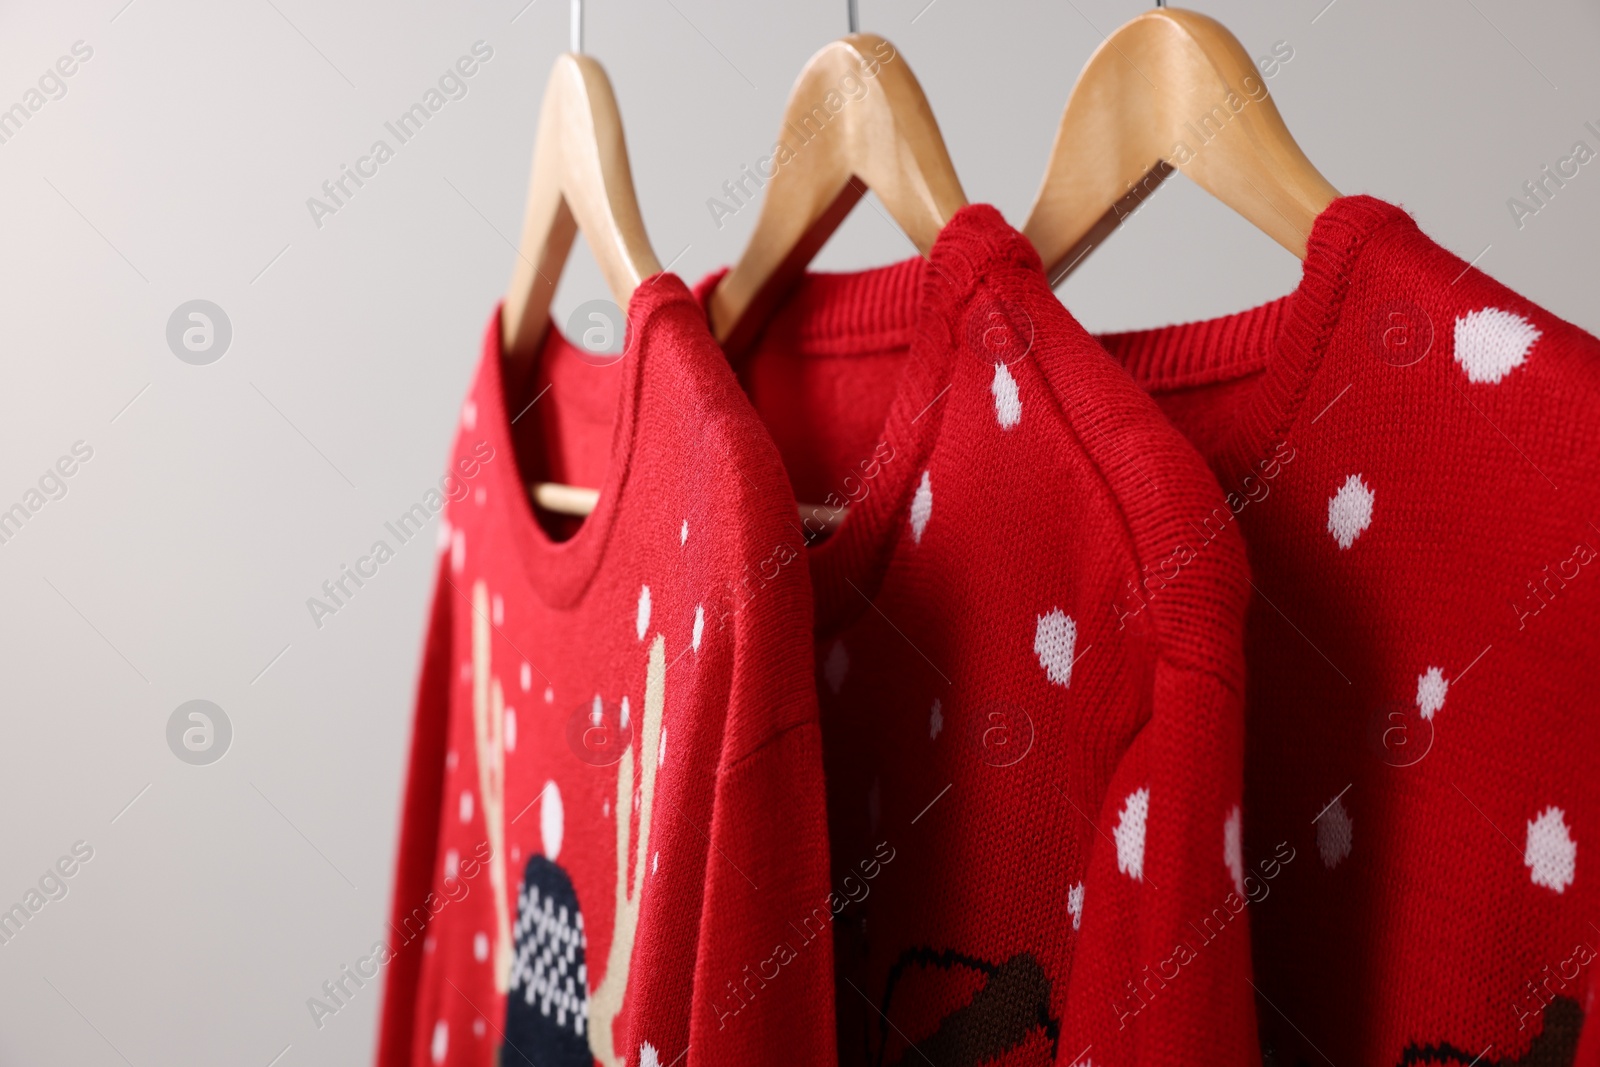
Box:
[375,277,837,1067]
[1099,195,1600,1066]
[699,204,1261,1066]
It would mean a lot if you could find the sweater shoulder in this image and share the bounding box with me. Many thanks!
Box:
[997,269,1252,691]
[1339,221,1600,493]
[638,296,823,762]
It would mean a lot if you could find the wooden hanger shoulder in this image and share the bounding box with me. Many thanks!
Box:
[1023,8,1339,281]
[500,51,663,517]
[502,53,662,372]
[709,33,967,353]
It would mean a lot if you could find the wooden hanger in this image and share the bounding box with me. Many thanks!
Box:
[1023,7,1339,283]
[502,48,659,518]
[529,481,850,537]
[502,31,845,532]
[708,32,968,354]
[500,50,661,375]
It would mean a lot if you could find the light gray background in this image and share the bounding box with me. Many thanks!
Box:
[1,1,1595,1063]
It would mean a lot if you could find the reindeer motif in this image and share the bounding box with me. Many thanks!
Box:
[588,632,665,1067]
[471,581,514,992]
[483,576,666,1067]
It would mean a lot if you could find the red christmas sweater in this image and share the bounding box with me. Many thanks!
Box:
[700,204,1262,1065]
[1098,195,1600,1066]
[375,277,837,1067]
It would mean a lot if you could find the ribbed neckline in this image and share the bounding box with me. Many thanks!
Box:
[696,203,1044,635]
[1098,294,1288,392]
[480,274,698,609]
[1100,195,1414,481]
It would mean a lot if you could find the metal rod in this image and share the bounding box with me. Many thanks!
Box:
[571,0,584,53]
[847,0,859,33]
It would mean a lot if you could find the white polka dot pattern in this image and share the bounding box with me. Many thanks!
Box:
[431,1019,448,1063]
[636,586,651,641]
[1114,788,1149,882]
[824,640,849,695]
[1454,307,1540,384]
[1416,667,1447,721]
[1327,474,1375,550]
[1224,805,1244,896]
[909,471,933,543]
[1526,806,1576,893]
[1033,609,1077,688]
[1317,796,1353,869]
[991,362,1021,429]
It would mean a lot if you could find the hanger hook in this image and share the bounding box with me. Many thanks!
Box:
[847,0,859,33]
[570,0,584,53]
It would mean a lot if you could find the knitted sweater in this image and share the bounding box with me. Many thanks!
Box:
[1099,195,1600,1067]
[703,204,1261,1066]
[375,278,836,1067]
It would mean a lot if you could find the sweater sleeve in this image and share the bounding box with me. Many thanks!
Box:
[684,718,838,1065]
[1059,661,1261,1066]
[375,558,455,1067]
[681,524,839,1067]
